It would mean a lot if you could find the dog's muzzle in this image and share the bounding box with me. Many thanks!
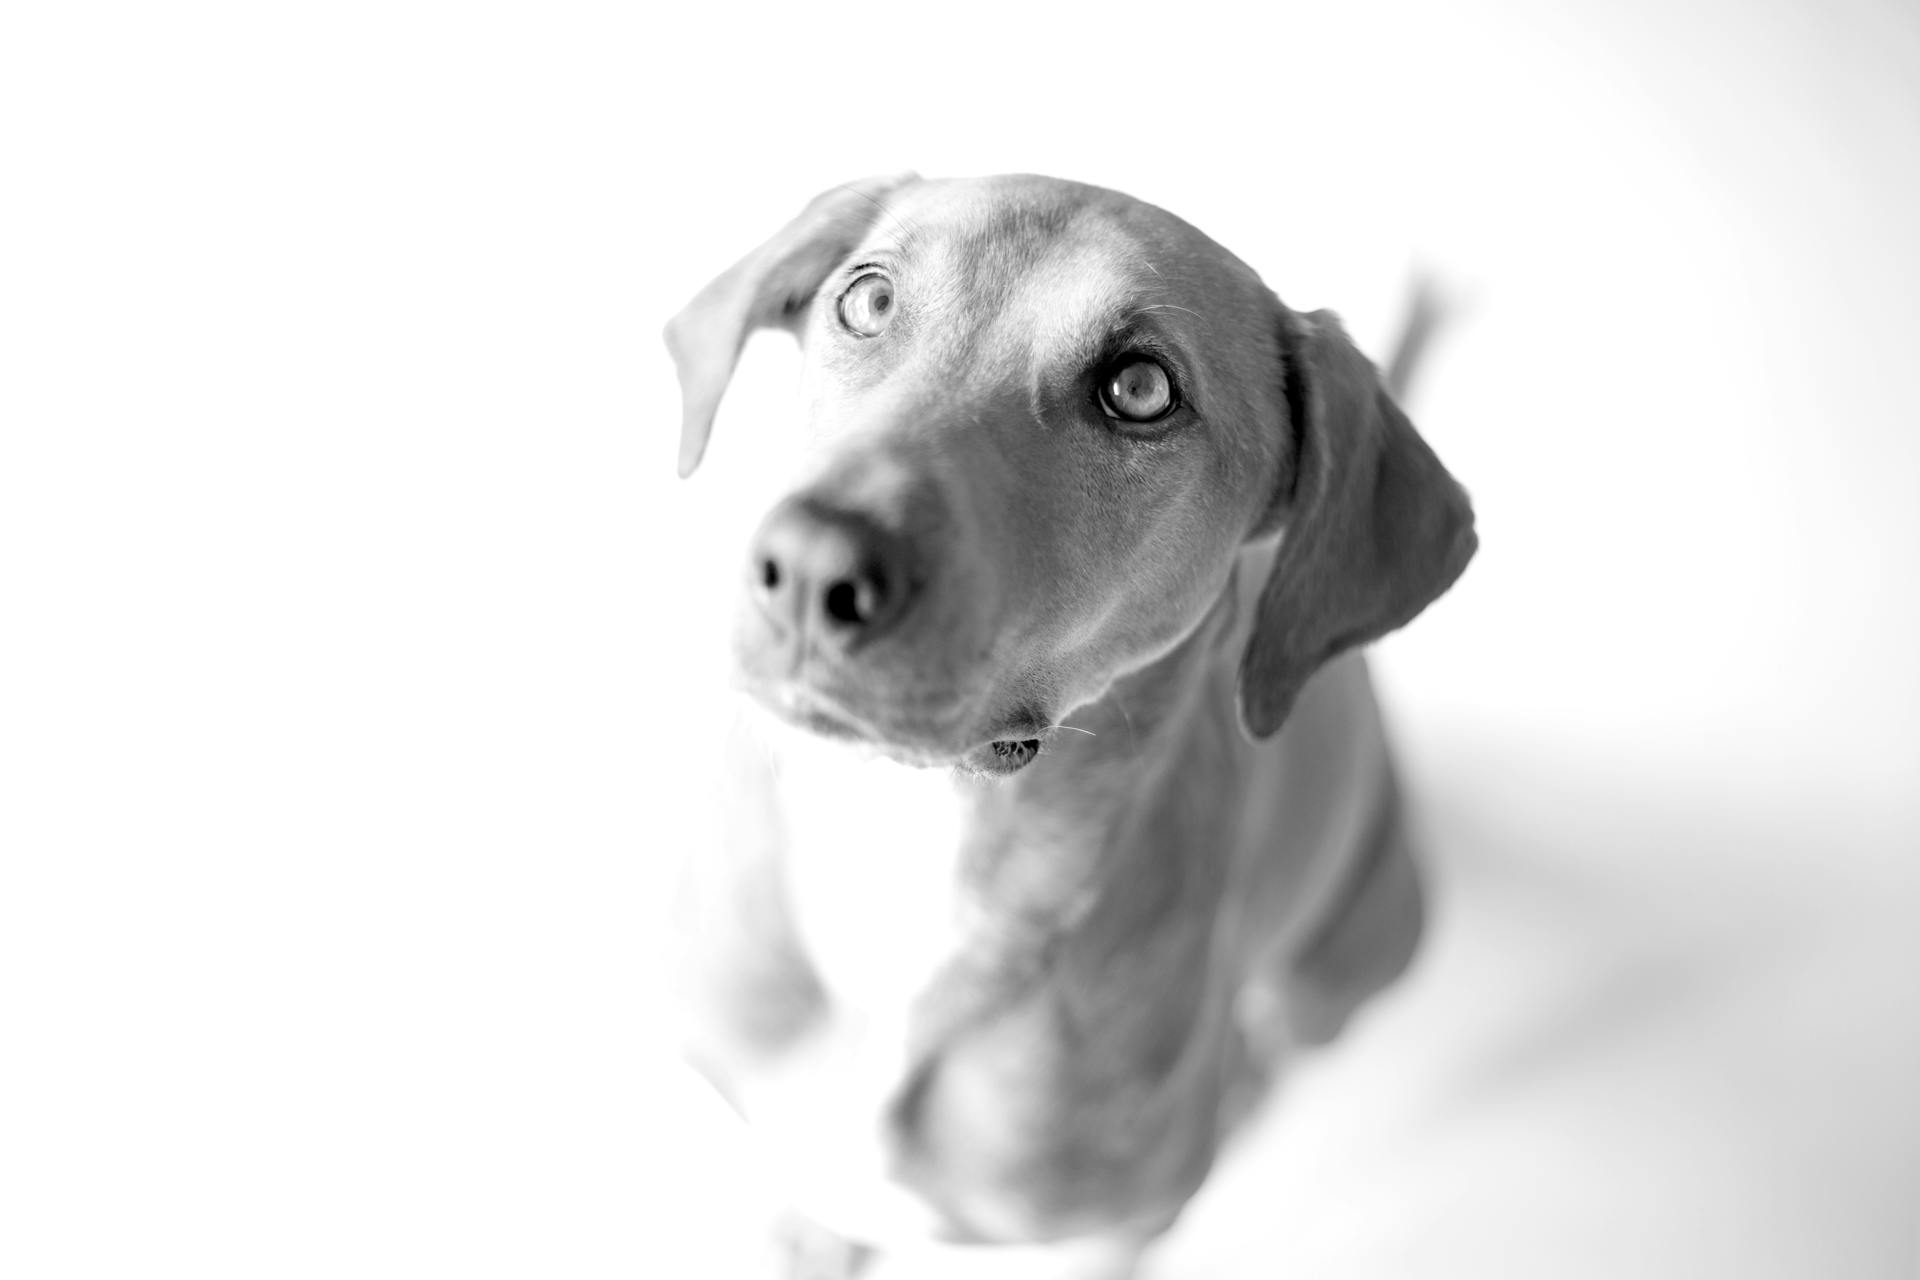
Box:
[735,492,1043,775]
[747,495,920,653]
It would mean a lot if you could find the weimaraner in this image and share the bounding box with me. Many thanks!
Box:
[664,174,1476,1278]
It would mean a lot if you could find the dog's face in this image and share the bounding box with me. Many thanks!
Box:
[666,175,1475,775]
[744,178,1288,772]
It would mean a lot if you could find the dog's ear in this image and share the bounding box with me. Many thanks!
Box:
[1237,309,1477,740]
[663,173,919,477]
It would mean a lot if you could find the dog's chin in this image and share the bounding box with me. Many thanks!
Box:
[742,682,1047,778]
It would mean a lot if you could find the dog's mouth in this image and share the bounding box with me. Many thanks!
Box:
[979,736,1043,774]
[745,680,1047,777]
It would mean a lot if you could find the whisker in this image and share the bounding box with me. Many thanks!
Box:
[843,183,923,249]
[1112,691,1139,757]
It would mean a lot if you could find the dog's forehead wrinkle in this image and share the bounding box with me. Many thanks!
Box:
[980,250,1194,378]
[1132,302,1207,325]
[894,186,1153,284]
[865,190,1256,389]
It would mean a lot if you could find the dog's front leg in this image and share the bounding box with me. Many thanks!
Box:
[855,1234,1155,1280]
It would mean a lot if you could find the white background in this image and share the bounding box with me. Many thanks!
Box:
[4,1,1918,1276]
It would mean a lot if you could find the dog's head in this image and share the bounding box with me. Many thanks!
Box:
[665,174,1474,774]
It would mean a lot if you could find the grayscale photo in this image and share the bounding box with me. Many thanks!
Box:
[5,3,1918,1278]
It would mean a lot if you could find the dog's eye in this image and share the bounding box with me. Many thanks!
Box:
[838,273,896,337]
[1099,358,1176,423]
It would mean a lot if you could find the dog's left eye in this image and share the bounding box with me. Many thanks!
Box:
[838,273,897,337]
[1099,358,1176,423]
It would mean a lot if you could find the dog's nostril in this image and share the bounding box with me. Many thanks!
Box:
[747,498,916,642]
[825,581,858,624]
[823,571,884,627]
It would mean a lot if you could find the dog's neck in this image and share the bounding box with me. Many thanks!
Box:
[744,548,1266,1039]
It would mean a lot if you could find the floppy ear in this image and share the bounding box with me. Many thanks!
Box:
[1237,309,1477,740]
[663,173,919,477]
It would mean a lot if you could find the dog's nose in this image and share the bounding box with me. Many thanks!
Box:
[748,498,915,646]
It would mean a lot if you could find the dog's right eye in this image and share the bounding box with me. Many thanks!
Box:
[838,273,897,337]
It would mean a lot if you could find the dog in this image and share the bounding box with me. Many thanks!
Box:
[663,174,1475,1278]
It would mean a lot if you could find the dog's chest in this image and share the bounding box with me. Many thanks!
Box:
[771,745,977,1011]
[733,744,989,1241]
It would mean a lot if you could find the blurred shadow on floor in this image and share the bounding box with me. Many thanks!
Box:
[1154,722,1920,1279]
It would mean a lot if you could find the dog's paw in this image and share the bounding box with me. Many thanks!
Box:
[769,1210,875,1280]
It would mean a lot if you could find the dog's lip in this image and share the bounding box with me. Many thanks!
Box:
[763,686,890,745]
[747,678,962,750]
[956,734,1046,778]
[745,679,1048,773]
